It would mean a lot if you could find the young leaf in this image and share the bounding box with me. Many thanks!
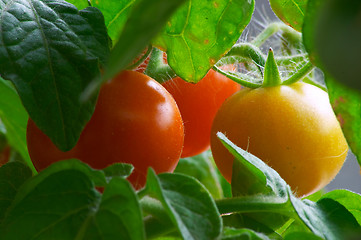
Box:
[0,78,33,171]
[0,1,110,151]
[216,132,289,198]
[174,151,224,199]
[0,166,144,239]
[153,0,255,82]
[144,169,222,240]
[269,0,308,32]
[321,189,361,225]
[0,162,32,223]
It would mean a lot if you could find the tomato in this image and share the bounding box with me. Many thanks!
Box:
[162,69,240,158]
[210,82,348,197]
[27,70,184,189]
[0,145,10,166]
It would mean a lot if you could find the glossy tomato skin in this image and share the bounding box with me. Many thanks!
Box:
[211,82,348,197]
[162,69,240,158]
[27,70,184,189]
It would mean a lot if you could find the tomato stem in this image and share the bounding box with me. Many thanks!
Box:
[213,66,262,89]
[126,45,152,70]
[225,43,266,74]
[251,22,302,48]
[263,48,281,87]
[144,47,176,84]
[282,62,315,86]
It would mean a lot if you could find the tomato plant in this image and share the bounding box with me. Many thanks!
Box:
[1,0,361,239]
[211,81,348,197]
[27,70,184,189]
[163,69,240,158]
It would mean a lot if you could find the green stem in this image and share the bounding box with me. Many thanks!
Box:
[282,62,315,85]
[144,48,177,84]
[215,196,294,217]
[263,48,281,87]
[225,43,266,74]
[251,22,302,48]
[213,66,262,89]
[126,45,152,70]
[276,54,308,66]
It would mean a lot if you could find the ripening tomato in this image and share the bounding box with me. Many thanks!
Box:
[211,82,348,197]
[27,70,184,189]
[162,69,240,158]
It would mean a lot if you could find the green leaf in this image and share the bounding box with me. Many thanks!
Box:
[0,162,32,223]
[92,0,138,42]
[78,177,145,240]
[103,0,186,82]
[0,78,33,171]
[222,227,270,240]
[153,0,254,82]
[174,151,224,199]
[290,196,361,240]
[325,76,361,165]
[284,231,323,240]
[66,0,89,10]
[0,1,110,151]
[321,189,361,226]
[102,163,134,180]
[303,0,361,90]
[144,169,222,240]
[216,132,289,197]
[269,0,308,32]
[223,213,284,239]
[0,166,144,239]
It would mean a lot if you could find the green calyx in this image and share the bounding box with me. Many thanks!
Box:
[262,48,282,87]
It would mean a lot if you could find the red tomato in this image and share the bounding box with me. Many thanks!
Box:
[0,145,10,166]
[162,69,240,158]
[27,70,184,189]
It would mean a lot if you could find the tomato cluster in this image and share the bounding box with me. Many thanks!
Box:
[27,52,348,196]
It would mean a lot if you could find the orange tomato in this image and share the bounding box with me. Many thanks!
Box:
[211,82,348,197]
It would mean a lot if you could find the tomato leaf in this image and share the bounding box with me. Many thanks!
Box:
[103,0,186,82]
[0,162,32,224]
[0,1,110,151]
[290,196,361,240]
[91,0,138,42]
[303,0,361,91]
[324,76,361,166]
[284,232,323,240]
[0,164,144,239]
[143,169,222,240]
[0,78,33,172]
[102,163,134,180]
[153,0,254,82]
[216,132,289,197]
[321,189,361,226]
[174,151,224,199]
[269,0,308,32]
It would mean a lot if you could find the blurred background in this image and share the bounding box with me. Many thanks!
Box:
[247,0,361,194]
